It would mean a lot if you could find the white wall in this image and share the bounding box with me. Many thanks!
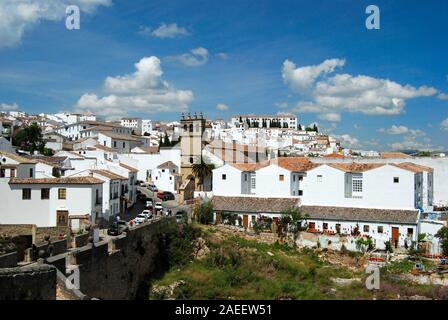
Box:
[255,164,294,197]
[0,179,101,227]
[212,164,242,196]
[310,157,448,207]
[301,164,416,210]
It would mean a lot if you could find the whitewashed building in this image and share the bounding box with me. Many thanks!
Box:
[152,161,179,193]
[0,176,103,230]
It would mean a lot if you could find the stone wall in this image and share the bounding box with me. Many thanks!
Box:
[0,252,18,268]
[0,218,178,300]
[0,264,56,300]
[68,218,176,299]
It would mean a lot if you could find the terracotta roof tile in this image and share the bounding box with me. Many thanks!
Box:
[213,196,299,213]
[328,163,385,172]
[92,169,128,180]
[119,163,138,172]
[0,151,37,164]
[380,152,411,159]
[390,162,433,173]
[300,205,419,224]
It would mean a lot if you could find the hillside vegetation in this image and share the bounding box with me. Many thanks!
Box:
[149,224,448,300]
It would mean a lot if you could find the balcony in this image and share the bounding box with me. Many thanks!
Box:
[95,197,103,205]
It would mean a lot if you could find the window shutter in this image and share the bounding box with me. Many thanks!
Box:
[344,173,352,198]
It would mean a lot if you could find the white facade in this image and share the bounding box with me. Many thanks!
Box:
[301,164,422,210]
[121,118,142,135]
[231,114,298,129]
[142,119,152,135]
[152,162,179,193]
[0,178,102,228]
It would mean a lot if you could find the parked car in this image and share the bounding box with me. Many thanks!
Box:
[137,193,147,200]
[134,213,148,224]
[148,184,158,192]
[156,191,165,199]
[154,202,163,212]
[162,192,175,201]
[146,198,153,208]
[141,209,153,220]
[116,220,129,232]
[107,222,122,236]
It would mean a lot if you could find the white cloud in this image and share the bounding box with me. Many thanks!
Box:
[334,134,359,148]
[275,102,288,109]
[438,93,448,100]
[216,53,229,60]
[215,103,228,111]
[377,125,425,136]
[283,58,439,121]
[282,58,345,92]
[317,112,341,122]
[75,56,193,119]
[441,118,448,131]
[168,47,208,67]
[140,23,190,39]
[390,136,433,150]
[0,0,111,49]
[0,102,19,111]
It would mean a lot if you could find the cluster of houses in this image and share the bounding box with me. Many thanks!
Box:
[212,155,447,251]
[1,110,447,254]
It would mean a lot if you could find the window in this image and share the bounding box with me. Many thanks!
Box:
[317,175,322,183]
[222,174,226,180]
[407,228,414,236]
[352,174,363,193]
[293,175,296,182]
[10,169,15,178]
[58,188,66,200]
[114,141,117,148]
[0,168,4,178]
[22,188,31,200]
[363,225,369,233]
[377,226,383,233]
[336,224,341,233]
[323,223,328,230]
[189,157,193,164]
[394,177,399,183]
[29,168,33,178]
[279,174,284,181]
[56,211,68,227]
[162,169,165,173]
[41,188,50,199]
[298,190,303,196]
[308,222,315,230]
[251,174,256,189]
[299,176,303,181]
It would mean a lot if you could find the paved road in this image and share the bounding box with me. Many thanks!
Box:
[136,186,191,216]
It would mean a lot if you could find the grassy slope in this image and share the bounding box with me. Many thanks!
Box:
[150,225,447,300]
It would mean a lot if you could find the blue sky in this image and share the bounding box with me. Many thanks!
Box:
[0,0,447,150]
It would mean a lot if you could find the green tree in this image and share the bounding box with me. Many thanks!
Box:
[191,156,215,191]
[196,201,214,225]
[12,123,45,153]
[279,207,308,247]
[163,133,170,146]
[435,226,448,256]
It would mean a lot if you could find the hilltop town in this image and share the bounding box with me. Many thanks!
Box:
[1,110,448,299]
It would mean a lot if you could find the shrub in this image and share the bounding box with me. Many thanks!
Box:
[435,226,448,256]
[196,201,214,225]
[384,241,393,253]
[165,223,201,267]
